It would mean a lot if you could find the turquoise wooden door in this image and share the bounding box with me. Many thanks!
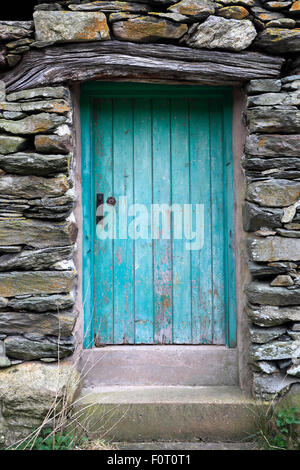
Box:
[81,83,236,348]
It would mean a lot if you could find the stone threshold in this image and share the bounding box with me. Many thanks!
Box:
[80,346,238,387]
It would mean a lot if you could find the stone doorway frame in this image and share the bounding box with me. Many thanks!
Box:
[71,80,250,391]
[0,40,284,395]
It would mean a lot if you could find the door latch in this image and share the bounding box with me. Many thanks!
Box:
[106,196,116,206]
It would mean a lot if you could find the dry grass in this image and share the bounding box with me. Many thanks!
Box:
[83,439,117,450]
[6,297,127,450]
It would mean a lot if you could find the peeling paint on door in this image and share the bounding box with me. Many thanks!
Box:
[81,83,236,347]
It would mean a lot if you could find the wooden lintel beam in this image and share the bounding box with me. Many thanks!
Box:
[1,41,284,92]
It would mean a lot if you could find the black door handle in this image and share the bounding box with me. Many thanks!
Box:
[96,194,117,224]
[96,193,104,225]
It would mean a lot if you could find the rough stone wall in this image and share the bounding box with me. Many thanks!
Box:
[0,82,77,368]
[244,77,300,400]
[0,0,299,443]
[0,75,79,444]
[0,0,299,66]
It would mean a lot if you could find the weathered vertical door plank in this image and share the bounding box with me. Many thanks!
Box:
[152,98,173,344]
[210,101,226,344]
[171,98,192,344]
[113,98,135,344]
[93,98,114,344]
[134,98,154,343]
[189,99,213,344]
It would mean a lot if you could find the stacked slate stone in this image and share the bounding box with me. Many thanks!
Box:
[0,0,291,55]
[0,0,298,59]
[32,0,257,50]
[0,83,77,368]
[244,76,300,400]
[252,0,300,54]
[0,21,34,69]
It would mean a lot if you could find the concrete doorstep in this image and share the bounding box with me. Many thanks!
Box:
[76,386,262,443]
[80,346,238,387]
